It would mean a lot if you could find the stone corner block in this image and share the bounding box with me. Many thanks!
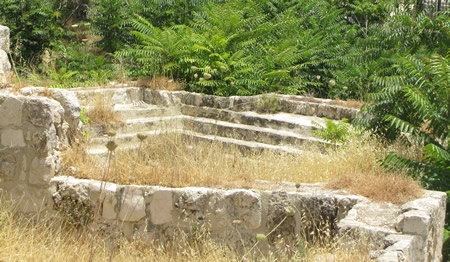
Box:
[397,210,430,237]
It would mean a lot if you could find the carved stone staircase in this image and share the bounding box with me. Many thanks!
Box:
[70,87,360,158]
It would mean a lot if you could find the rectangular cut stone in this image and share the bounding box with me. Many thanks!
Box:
[118,187,145,222]
[0,25,9,52]
[398,210,431,237]
[150,190,173,225]
[28,156,54,185]
[1,129,25,147]
[0,97,22,126]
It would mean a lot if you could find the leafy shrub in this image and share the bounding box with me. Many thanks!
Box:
[0,0,73,65]
[88,0,135,53]
[360,53,449,190]
[312,118,353,147]
[42,40,116,86]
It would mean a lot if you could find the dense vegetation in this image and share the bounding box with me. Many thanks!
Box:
[0,0,448,258]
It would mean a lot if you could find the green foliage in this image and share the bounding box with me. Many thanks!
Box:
[312,118,353,147]
[80,107,91,125]
[42,40,116,86]
[121,0,362,97]
[360,53,449,191]
[0,0,70,65]
[136,0,226,27]
[88,0,135,53]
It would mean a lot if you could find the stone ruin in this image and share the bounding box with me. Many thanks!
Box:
[0,86,446,262]
[0,24,446,262]
[0,25,11,87]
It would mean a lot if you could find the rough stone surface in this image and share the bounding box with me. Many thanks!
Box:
[48,176,446,262]
[0,25,10,86]
[118,187,146,222]
[150,190,173,225]
[18,87,82,142]
[0,25,9,52]
[224,189,262,230]
[0,93,73,212]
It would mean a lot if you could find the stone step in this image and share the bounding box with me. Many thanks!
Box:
[180,105,326,137]
[179,131,304,155]
[87,129,182,149]
[70,87,143,107]
[120,115,185,133]
[114,104,178,119]
[182,116,324,147]
[87,130,304,158]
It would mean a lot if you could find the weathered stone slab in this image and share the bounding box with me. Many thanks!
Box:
[0,25,9,52]
[118,187,146,222]
[150,190,173,225]
[0,25,10,86]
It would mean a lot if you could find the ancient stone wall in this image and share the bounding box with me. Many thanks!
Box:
[0,90,81,212]
[0,25,11,86]
[51,176,446,262]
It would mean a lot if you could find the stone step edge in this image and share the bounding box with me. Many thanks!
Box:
[87,130,304,156]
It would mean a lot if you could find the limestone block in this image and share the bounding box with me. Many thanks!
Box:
[1,129,25,147]
[0,150,18,181]
[0,50,10,85]
[112,89,130,105]
[397,210,430,237]
[102,186,118,220]
[224,189,262,230]
[0,96,23,126]
[176,188,209,211]
[119,187,146,222]
[28,156,54,185]
[24,98,54,127]
[0,25,9,52]
[49,88,82,133]
[376,251,403,262]
[8,184,51,213]
[150,190,173,225]
[384,234,419,261]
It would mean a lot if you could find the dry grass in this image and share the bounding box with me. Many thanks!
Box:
[137,76,184,91]
[62,132,423,204]
[85,95,122,124]
[0,201,370,262]
[327,174,423,204]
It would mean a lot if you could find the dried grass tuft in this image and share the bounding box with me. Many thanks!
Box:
[85,95,121,124]
[327,173,423,204]
[137,76,183,91]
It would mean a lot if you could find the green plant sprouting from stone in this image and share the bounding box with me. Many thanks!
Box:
[80,107,91,125]
[312,118,353,148]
